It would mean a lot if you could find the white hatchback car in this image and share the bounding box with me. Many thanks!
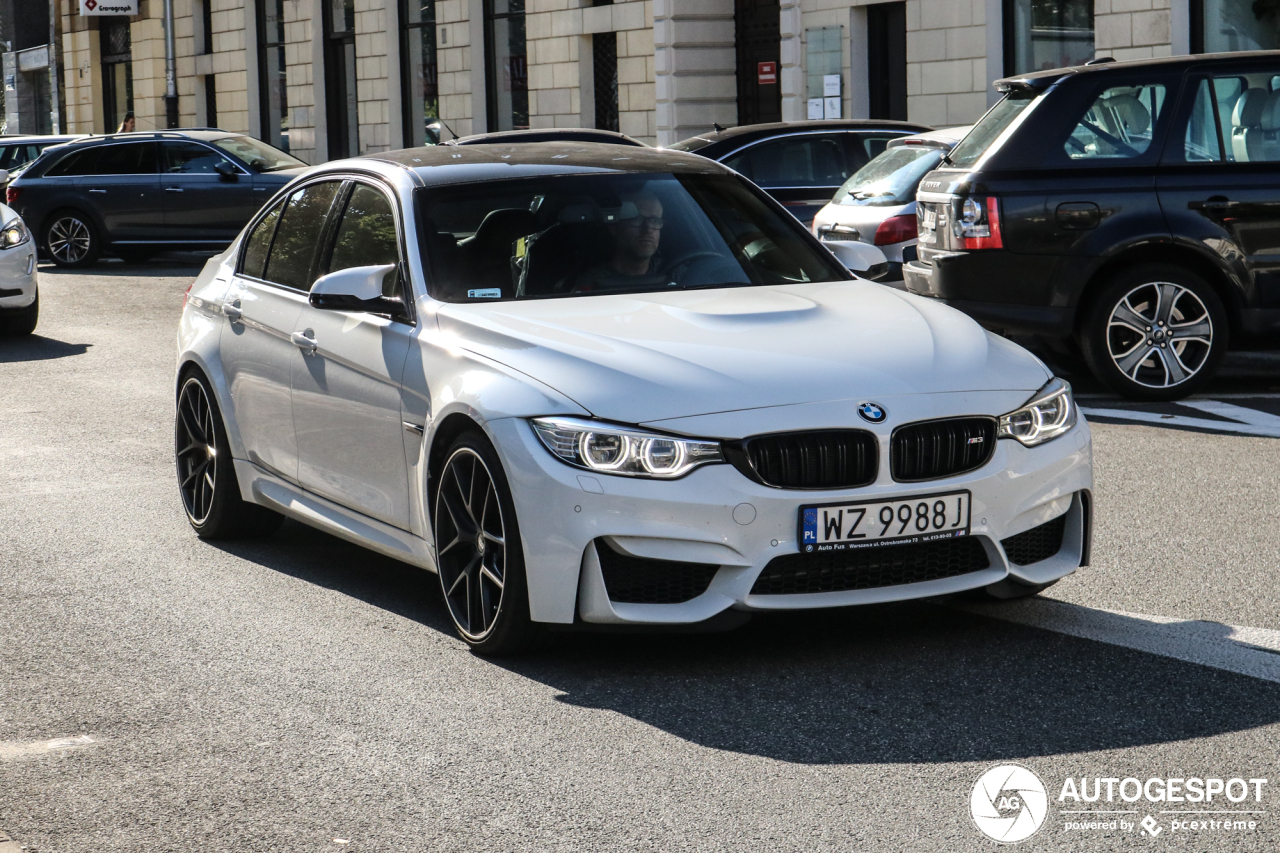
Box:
[0,202,38,335]
[175,144,1093,654]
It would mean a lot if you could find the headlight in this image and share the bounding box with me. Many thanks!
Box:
[0,217,29,249]
[997,378,1077,447]
[531,417,724,479]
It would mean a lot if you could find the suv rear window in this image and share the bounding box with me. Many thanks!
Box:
[948,94,1035,169]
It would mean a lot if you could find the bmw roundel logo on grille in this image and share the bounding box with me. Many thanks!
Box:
[857,402,887,423]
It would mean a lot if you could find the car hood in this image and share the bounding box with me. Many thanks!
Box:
[435,281,1050,424]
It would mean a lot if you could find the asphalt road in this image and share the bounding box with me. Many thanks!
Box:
[2,260,1279,853]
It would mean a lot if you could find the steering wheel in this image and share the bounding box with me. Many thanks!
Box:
[664,249,725,272]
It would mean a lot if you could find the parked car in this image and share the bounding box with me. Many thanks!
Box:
[811,127,970,284]
[7,130,307,267]
[0,134,86,178]
[668,119,932,225]
[0,204,38,335]
[449,128,646,147]
[904,52,1280,400]
[175,141,1092,654]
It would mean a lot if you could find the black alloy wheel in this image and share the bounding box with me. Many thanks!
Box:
[1079,264,1227,401]
[175,371,283,539]
[433,431,538,655]
[44,211,100,268]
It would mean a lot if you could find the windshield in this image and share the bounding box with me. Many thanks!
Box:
[420,173,849,302]
[947,94,1035,169]
[212,135,305,172]
[835,145,945,206]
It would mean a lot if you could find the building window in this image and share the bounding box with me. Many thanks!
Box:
[401,0,438,147]
[200,0,214,54]
[866,4,906,121]
[1191,0,1280,53]
[100,17,133,133]
[258,0,290,151]
[205,77,218,129]
[593,32,618,132]
[325,0,360,157]
[1004,0,1094,75]
[484,0,528,131]
[805,26,842,119]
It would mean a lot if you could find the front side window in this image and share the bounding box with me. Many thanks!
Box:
[163,141,236,174]
[95,142,158,175]
[1179,71,1280,164]
[1064,83,1166,160]
[836,144,946,206]
[327,184,402,297]
[724,135,849,188]
[485,0,528,131]
[948,94,1035,169]
[1004,0,1094,75]
[263,181,342,290]
[419,172,848,303]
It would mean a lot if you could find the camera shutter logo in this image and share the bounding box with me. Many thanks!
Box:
[970,764,1049,843]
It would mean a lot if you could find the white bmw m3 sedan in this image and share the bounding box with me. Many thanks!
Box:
[175,143,1092,654]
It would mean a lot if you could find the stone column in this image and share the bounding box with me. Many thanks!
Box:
[779,0,802,121]
[653,0,735,147]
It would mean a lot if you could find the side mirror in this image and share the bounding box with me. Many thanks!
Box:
[0,169,10,186]
[214,160,238,180]
[818,234,891,282]
[309,263,405,314]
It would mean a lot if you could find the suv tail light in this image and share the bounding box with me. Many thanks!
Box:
[874,214,918,246]
[957,196,1003,249]
[5,186,21,206]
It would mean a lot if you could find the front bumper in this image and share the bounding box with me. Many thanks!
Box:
[0,239,37,312]
[488,403,1093,626]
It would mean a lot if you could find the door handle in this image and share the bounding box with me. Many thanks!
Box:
[291,329,318,355]
[165,187,185,193]
[1190,196,1238,212]
[87,188,107,194]
[223,300,242,323]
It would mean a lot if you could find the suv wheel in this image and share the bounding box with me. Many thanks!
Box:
[1079,264,1227,401]
[44,211,100,268]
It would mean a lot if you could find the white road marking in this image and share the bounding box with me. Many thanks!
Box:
[950,598,1280,684]
[1081,404,1280,438]
[0,734,95,762]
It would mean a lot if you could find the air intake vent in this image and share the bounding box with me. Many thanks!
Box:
[891,417,996,482]
[728,430,878,490]
[596,540,719,604]
[750,536,990,595]
[1000,514,1067,566]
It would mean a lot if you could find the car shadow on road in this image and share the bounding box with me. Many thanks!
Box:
[0,335,91,363]
[218,520,1280,766]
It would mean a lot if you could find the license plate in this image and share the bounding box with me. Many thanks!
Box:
[799,491,971,552]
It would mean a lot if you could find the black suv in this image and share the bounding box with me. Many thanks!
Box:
[903,52,1280,400]
[7,130,307,267]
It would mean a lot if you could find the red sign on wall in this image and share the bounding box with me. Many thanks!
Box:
[758,62,777,85]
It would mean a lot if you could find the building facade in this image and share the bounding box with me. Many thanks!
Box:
[14,0,1279,160]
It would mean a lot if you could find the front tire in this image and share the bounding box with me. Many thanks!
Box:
[0,292,37,335]
[433,431,539,655]
[44,211,101,268]
[1079,264,1227,401]
[175,371,283,539]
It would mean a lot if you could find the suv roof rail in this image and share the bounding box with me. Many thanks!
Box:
[78,129,226,144]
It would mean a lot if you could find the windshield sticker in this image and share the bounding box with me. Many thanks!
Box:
[468,288,503,299]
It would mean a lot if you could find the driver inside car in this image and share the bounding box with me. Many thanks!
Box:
[571,194,671,291]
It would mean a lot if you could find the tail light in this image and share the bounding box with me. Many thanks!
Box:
[183,282,193,307]
[5,186,21,206]
[957,196,1003,249]
[873,214,918,246]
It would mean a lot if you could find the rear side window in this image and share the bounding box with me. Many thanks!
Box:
[1064,83,1166,160]
[45,148,102,177]
[326,184,402,297]
[163,141,235,174]
[723,135,850,187]
[262,181,342,290]
[949,94,1034,168]
[95,143,158,175]
[241,202,283,280]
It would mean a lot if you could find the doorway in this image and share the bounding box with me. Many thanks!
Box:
[867,1,907,121]
[100,17,133,132]
[734,0,780,127]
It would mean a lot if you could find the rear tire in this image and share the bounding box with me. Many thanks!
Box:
[44,211,101,268]
[432,430,541,655]
[1079,263,1227,401]
[0,292,37,335]
[175,371,283,539]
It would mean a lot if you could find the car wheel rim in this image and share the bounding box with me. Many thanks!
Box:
[176,378,218,525]
[435,447,506,641]
[48,217,91,263]
[1105,282,1213,389]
